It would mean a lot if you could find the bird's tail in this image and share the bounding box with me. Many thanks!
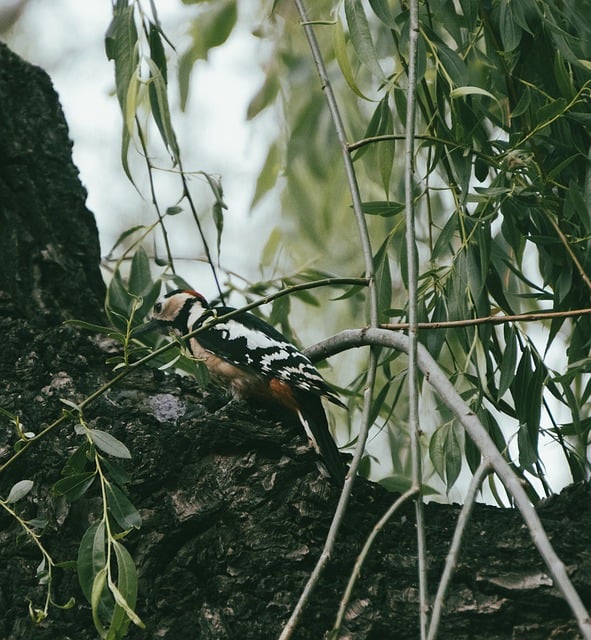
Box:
[293,390,346,486]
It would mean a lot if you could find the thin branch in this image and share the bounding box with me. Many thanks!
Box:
[404,1,428,636]
[176,162,226,303]
[427,460,491,640]
[279,2,380,638]
[543,209,591,293]
[380,305,591,330]
[278,346,379,640]
[347,133,497,164]
[305,329,591,640]
[332,487,419,636]
[135,117,175,271]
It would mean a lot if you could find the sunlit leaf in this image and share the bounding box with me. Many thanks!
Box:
[5,480,34,504]
[345,0,388,83]
[333,16,373,101]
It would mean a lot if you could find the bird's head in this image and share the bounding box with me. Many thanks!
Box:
[136,288,209,335]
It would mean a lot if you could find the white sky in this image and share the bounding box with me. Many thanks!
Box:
[6,0,279,299]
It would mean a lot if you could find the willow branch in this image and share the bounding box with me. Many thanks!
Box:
[543,209,591,293]
[136,117,175,271]
[305,328,591,640]
[332,487,419,636]
[426,460,491,640]
[404,2,428,636]
[381,305,591,331]
[279,2,380,639]
[0,277,366,475]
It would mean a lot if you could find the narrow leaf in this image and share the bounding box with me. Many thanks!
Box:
[89,430,132,459]
[345,0,388,82]
[5,479,34,504]
[105,483,142,530]
[128,246,152,297]
[78,522,107,603]
[52,472,96,502]
[333,16,372,100]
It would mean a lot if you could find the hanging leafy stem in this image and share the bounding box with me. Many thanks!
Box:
[0,479,76,625]
[104,0,226,299]
[57,404,143,639]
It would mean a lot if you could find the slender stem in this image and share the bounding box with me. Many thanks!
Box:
[380,305,591,330]
[278,347,379,640]
[426,461,491,640]
[347,133,497,164]
[332,487,419,635]
[177,161,226,303]
[305,328,591,640]
[404,1,428,636]
[291,4,376,321]
[136,118,175,271]
[543,209,591,293]
[279,2,379,638]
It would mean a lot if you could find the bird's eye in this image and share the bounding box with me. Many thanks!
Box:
[154,302,163,314]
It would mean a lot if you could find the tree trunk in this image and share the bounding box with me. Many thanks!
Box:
[0,42,589,640]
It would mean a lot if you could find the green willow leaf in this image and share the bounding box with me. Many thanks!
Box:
[146,57,180,163]
[128,246,152,298]
[361,201,404,217]
[333,17,372,100]
[345,0,388,83]
[111,541,144,629]
[498,324,518,398]
[429,423,462,490]
[499,0,522,51]
[368,0,397,29]
[105,483,142,531]
[78,522,107,604]
[52,472,96,502]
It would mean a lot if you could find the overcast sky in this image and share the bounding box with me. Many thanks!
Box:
[6,0,278,296]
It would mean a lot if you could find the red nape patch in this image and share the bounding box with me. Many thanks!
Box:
[183,289,209,305]
[268,378,299,412]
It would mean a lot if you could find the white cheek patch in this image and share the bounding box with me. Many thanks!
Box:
[188,303,205,329]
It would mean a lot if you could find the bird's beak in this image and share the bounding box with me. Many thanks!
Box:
[132,318,161,336]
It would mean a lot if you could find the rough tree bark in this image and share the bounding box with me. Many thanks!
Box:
[0,42,589,640]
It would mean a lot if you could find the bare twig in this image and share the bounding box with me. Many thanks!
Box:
[135,117,175,271]
[305,329,591,640]
[278,347,378,640]
[426,460,491,640]
[543,209,591,293]
[177,162,226,302]
[332,487,419,636]
[404,2,429,636]
[381,305,591,331]
[278,2,380,638]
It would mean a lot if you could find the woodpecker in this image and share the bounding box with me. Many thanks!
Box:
[146,288,346,484]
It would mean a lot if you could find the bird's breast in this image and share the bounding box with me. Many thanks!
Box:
[189,336,264,399]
